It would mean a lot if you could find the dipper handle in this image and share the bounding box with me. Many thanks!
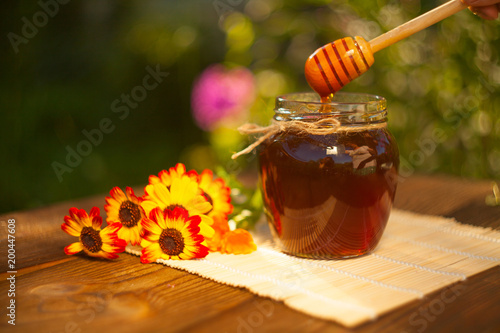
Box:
[369,0,467,53]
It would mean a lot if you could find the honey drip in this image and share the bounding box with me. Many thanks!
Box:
[319,93,335,113]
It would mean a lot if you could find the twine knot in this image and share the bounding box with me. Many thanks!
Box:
[231,117,342,159]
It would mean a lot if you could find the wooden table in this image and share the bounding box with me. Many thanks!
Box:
[1,174,499,332]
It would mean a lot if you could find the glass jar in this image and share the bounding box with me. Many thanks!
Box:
[258,92,399,259]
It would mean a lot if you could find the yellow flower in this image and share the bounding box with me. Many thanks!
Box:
[140,207,209,262]
[148,163,197,187]
[220,229,257,255]
[104,187,145,246]
[141,175,214,239]
[61,207,126,259]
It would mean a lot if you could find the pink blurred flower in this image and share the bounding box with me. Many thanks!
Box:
[191,64,256,131]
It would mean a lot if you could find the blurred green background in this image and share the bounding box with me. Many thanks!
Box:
[1,0,499,214]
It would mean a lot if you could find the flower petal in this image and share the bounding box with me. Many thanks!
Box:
[185,195,212,216]
[166,206,190,222]
[198,169,213,187]
[156,168,175,187]
[91,214,103,230]
[110,187,127,202]
[148,183,172,208]
[141,243,163,264]
[89,207,100,219]
[64,242,83,255]
[205,217,229,252]
[141,227,161,242]
[119,224,142,246]
[68,207,83,225]
[180,241,209,259]
[149,207,168,229]
[172,163,187,176]
[117,226,131,243]
[192,243,209,258]
[129,225,143,246]
[170,176,199,207]
[100,222,122,242]
[125,187,143,204]
[198,221,215,239]
[88,250,119,260]
[141,216,163,235]
[68,207,80,220]
[105,188,125,219]
[149,174,162,185]
[220,229,257,254]
[182,214,201,233]
[140,238,153,248]
[61,219,83,237]
[101,238,127,254]
[199,214,214,227]
[141,199,160,216]
[198,171,233,218]
[76,208,93,228]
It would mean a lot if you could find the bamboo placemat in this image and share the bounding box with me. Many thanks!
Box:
[125,209,500,327]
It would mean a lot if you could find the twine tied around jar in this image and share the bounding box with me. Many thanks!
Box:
[232,117,341,159]
[231,117,387,159]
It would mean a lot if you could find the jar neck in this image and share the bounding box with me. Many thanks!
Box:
[274,92,387,126]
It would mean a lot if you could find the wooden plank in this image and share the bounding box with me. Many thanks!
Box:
[394,174,500,228]
[0,254,254,332]
[0,195,104,271]
[1,255,498,332]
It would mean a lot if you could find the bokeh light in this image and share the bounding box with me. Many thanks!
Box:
[2,0,499,214]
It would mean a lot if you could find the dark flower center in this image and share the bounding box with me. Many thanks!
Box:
[119,200,141,227]
[202,191,213,214]
[159,228,185,256]
[80,227,102,253]
[165,204,185,212]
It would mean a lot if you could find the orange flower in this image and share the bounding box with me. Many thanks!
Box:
[61,207,126,259]
[206,217,231,252]
[220,229,257,255]
[189,168,233,252]
[197,169,233,223]
[104,187,145,246]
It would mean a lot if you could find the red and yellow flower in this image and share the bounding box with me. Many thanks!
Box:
[141,174,214,239]
[140,207,209,262]
[61,207,126,259]
[104,187,145,246]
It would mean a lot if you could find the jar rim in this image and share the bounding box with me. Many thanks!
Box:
[277,92,385,104]
[274,92,387,123]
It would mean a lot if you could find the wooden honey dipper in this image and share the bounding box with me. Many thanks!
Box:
[305,0,468,99]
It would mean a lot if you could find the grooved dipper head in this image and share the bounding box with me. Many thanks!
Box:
[305,36,374,97]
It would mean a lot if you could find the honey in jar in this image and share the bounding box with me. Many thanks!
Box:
[258,92,399,259]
